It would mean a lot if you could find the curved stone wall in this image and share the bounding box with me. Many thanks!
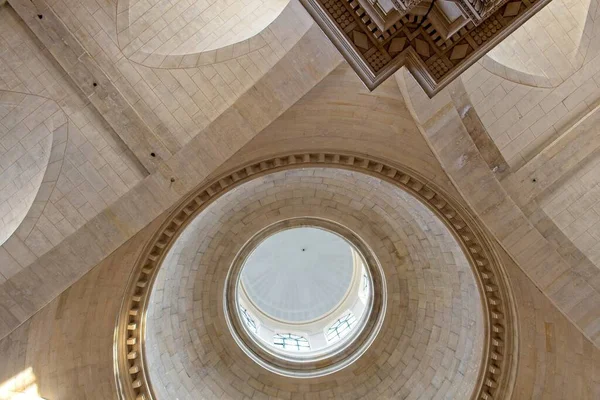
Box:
[0,9,146,284]
[116,0,312,69]
[145,167,484,399]
[459,0,600,168]
[117,0,290,57]
[0,92,55,246]
[484,0,597,87]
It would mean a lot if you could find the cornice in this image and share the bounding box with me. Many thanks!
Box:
[299,0,551,95]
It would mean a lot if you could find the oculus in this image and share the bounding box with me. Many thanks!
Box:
[224,219,387,377]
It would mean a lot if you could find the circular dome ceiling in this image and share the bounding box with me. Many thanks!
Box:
[131,165,491,400]
[241,227,354,323]
[229,219,381,376]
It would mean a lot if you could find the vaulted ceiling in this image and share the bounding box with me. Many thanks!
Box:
[0,0,599,398]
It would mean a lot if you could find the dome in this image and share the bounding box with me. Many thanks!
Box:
[138,166,485,395]
[232,220,376,367]
[240,227,355,323]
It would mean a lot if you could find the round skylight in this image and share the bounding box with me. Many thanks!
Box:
[240,227,355,323]
[224,219,385,377]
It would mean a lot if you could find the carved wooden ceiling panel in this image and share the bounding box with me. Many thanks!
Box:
[300,0,551,95]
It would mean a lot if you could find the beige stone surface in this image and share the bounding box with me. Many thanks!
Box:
[0,0,599,396]
[485,0,597,87]
[0,214,165,400]
[0,93,54,247]
[462,0,600,170]
[500,245,600,399]
[400,69,600,346]
[10,0,313,155]
[0,15,342,341]
[0,6,146,282]
[0,93,597,398]
[538,151,600,267]
[8,0,173,172]
[119,0,289,55]
[146,168,483,399]
[216,65,453,192]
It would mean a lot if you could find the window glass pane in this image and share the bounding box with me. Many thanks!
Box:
[359,273,370,302]
[240,306,258,334]
[273,333,311,351]
[326,312,357,343]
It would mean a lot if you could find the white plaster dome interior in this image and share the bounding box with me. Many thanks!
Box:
[118,0,290,56]
[236,225,373,359]
[144,167,484,399]
[241,227,355,323]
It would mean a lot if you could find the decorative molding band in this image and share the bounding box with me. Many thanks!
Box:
[114,151,517,400]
